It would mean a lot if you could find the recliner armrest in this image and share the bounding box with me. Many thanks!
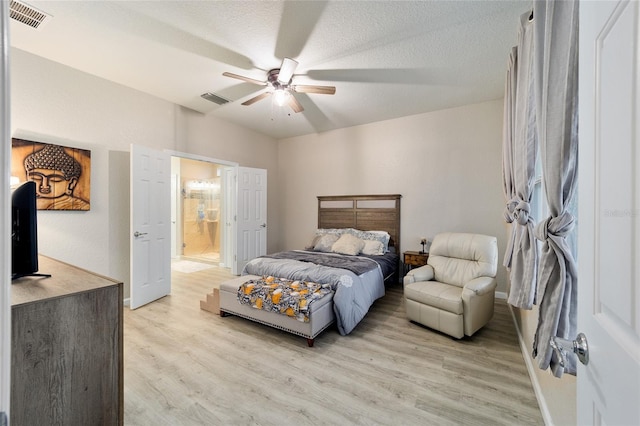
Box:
[462,276,497,296]
[403,265,434,285]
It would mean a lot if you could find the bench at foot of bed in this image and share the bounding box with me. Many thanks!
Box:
[218,275,335,347]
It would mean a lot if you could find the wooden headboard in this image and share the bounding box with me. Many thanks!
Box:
[317,194,402,251]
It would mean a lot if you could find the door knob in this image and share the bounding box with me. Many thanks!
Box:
[260,223,267,228]
[550,332,589,367]
[133,231,148,238]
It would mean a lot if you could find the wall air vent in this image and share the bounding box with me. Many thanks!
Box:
[201,92,230,105]
[9,0,50,29]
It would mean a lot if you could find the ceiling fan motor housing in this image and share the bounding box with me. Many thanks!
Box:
[268,69,290,89]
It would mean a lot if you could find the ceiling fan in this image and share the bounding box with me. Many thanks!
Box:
[222,58,336,113]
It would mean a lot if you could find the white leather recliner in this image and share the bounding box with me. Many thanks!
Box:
[403,232,498,338]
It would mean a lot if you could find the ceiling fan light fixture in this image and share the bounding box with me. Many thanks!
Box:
[273,89,290,107]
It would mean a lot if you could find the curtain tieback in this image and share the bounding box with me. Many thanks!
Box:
[535,211,575,241]
[504,198,519,223]
[513,200,531,225]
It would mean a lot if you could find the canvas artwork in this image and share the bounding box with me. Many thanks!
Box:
[11,138,91,211]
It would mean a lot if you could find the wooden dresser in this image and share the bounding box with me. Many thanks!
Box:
[10,256,123,425]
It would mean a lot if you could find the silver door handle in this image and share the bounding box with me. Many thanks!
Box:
[260,223,267,228]
[133,231,148,238]
[550,332,589,366]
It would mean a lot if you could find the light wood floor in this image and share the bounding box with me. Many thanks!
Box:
[124,266,543,425]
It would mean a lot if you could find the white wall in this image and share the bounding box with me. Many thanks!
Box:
[513,304,576,425]
[278,99,509,293]
[10,48,279,297]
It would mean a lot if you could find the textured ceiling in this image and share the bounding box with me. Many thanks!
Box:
[9,0,530,139]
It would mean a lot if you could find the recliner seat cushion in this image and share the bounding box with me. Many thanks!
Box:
[404,281,463,315]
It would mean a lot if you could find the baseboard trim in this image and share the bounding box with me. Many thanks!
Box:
[508,304,552,426]
[123,298,130,307]
[495,291,508,300]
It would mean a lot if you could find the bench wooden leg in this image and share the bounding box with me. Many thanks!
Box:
[220,310,229,317]
[306,338,314,347]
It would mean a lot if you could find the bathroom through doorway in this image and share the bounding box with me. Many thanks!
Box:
[171,156,228,267]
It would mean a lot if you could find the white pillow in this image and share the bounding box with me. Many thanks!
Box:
[346,229,391,253]
[331,233,365,256]
[361,239,384,256]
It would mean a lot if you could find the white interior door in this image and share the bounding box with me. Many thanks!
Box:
[233,167,267,275]
[130,144,171,309]
[577,1,640,424]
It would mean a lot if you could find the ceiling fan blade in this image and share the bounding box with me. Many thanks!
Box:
[287,94,304,113]
[222,72,267,86]
[278,58,298,84]
[242,91,272,106]
[292,85,336,95]
[274,1,327,59]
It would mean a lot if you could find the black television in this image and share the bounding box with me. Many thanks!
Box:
[11,181,49,280]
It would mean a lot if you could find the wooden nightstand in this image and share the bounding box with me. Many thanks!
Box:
[403,251,429,275]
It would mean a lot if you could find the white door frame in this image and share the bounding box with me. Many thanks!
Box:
[170,157,180,259]
[1,1,11,421]
[222,166,236,269]
[165,150,238,267]
[165,150,237,170]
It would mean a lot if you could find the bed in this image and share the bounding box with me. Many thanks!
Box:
[219,194,401,346]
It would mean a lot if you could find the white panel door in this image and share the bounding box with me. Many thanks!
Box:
[577,1,640,424]
[130,144,171,309]
[233,167,267,275]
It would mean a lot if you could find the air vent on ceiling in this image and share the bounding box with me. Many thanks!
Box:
[9,0,50,29]
[201,92,230,106]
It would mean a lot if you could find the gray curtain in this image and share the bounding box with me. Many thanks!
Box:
[502,46,517,263]
[502,12,538,310]
[531,0,579,377]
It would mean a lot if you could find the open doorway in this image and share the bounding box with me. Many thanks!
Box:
[171,156,230,269]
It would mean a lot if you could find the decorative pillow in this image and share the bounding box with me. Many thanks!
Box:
[361,239,384,256]
[313,234,339,252]
[346,229,391,253]
[315,228,348,237]
[331,233,365,256]
[305,235,320,250]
